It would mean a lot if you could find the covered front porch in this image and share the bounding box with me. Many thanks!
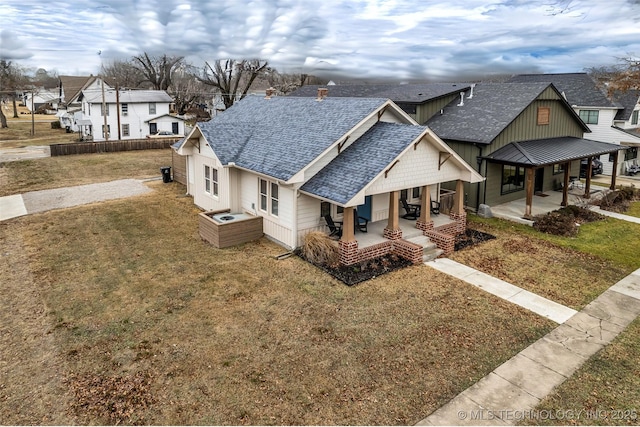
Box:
[336,181,468,265]
[490,182,609,225]
[482,137,624,221]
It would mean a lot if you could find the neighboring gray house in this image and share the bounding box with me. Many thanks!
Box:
[176,92,483,264]
[508,73,640,175]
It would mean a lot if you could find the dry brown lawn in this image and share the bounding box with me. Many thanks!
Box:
[1,111,75,148]
[450,220,630,310]
[1,181,557,425]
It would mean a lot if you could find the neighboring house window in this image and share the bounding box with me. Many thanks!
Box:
[122,124,130,137]
[632,110,639,125]
[579,110,599,124]
[537,107,550,125]
[204,165,218,196]
[121,103,128,115]
[553,163,565,174]
[101,104,109,116]
[259,178,278,216]
[102,124,110,138]
[149,102,156,115]
[501,165,525,194]
[625,147,638,162]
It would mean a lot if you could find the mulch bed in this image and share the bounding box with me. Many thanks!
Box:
[454,228,497,251]
[296,228,497,285]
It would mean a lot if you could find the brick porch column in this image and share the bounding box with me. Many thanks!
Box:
[340,207,355,243]
[339,207,358,265]
[384,191,402,240]
[452,179,465,215]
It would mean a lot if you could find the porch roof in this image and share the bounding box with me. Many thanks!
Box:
[300,122,427,205]
[482,137,623,167]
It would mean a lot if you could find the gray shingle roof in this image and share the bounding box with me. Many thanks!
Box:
[196,95,388,181]
[613,90,640,121]
[300,122,427,205]
[83,89,173,103]
[426,82,564,144]
[288,83,470,103]
[483,137,623,166]
[507,73,618,108]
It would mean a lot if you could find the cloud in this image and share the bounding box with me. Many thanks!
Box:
[3,0,640,80]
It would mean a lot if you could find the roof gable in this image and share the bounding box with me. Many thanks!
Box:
[427,82,569,144]
[507,73,618,108]
[613,90,640,121]
[82,89,172,104]
[196,96,390,181]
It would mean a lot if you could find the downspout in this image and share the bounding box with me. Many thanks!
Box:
[476,145,483,211]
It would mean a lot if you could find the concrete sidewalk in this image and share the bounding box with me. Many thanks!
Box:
[426,258,577,324]
[0,179,152,222]
[417,268,640,425]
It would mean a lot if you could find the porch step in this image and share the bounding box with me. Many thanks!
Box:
[405,235,444,262]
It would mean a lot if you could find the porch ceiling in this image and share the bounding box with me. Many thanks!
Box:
[482,137,623,167]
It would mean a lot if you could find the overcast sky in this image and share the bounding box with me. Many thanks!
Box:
[2,0,640,81]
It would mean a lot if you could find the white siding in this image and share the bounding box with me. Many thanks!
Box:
[191,152,230,212]
[366,138,464,195]
[296,194,327,246]
[238,172,297,249]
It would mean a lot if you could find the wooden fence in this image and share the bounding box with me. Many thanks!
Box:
[50,138,181,156]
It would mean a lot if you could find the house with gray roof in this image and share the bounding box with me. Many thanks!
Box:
[176,90,483,265]
[77,82,185,141]
[508,73,640,176]
[289,83,471,124]
[426,82,623,218]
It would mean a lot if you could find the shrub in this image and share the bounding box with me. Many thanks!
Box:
[301,231,339,267]
[50,121,61,129]
[533,211,579,237]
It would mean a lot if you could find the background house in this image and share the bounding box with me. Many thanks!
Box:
[508,73,640,176]
[78,83,185,141]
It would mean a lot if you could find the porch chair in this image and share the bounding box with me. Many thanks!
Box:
[323,215,343,238]
[400,198,420,219]
[353,209,368,233]
[430,200,440,215]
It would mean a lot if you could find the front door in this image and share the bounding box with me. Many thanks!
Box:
[535,168,544,193]
[357,196,372,221]
[172,122,179,134]
[149,123,158,134]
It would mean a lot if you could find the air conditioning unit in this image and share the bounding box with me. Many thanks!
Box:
[122,112,128,116]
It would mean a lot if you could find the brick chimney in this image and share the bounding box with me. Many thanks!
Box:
[316,87,328,101]
[264,87,276,99]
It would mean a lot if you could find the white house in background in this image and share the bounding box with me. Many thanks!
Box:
[57,76,109,133]
[508,73,640,176]
[78,83,185,141]
[24,89,59,112]
[176,91,483,265]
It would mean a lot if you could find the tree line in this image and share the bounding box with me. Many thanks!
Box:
[0,54,327,128]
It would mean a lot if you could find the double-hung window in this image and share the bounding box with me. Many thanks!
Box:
[579,110,599,125]
[259,178,279,216]
[149,102,156,115]
[632,110,639,125]
[204,165,218,196]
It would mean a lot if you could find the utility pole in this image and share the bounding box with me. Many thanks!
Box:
[101,77,109,141]
[115,80,121,140]
[30,91,35,136]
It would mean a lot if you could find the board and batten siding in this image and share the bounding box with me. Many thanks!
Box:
[415,93,462,125]
[238,171,296,249]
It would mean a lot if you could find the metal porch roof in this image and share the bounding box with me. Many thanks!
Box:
[482,137,624,167]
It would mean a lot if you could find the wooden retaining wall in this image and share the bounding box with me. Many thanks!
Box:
[50,138,181,156]
[199,211,264,249]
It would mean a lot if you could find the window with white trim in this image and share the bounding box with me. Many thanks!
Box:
[122,123,130,136]
[259,178,279,216]
[204,165,218,196]
[579,110,599,125]
[149,102,156,114]
[632,110,639,125]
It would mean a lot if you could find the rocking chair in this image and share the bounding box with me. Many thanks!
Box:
[324,215,343,238]
[400,198,420,219]
[353,209,368,233]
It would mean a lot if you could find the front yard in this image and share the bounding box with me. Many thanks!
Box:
[2,150,640,425]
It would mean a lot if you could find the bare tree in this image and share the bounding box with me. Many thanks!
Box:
[101,59,145,89]
[587,55,640,95]
[264,68,326,95]
[131,53,184,90]
[0,60,30,127]
[169,65,214,115]
[197,59,268,109]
